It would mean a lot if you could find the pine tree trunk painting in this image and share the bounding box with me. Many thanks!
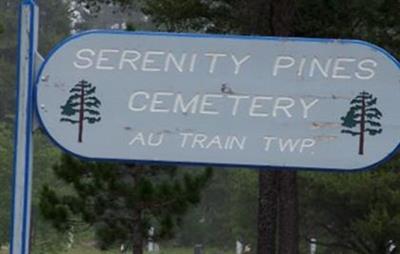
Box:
[341,91,382,155]
[78,82,85,143]
[60,80,102,143]
[359,94,366,155]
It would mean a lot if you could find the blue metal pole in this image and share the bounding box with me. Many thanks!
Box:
[11,1,38,253]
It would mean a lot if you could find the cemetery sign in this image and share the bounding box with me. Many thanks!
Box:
[35,31,400,171]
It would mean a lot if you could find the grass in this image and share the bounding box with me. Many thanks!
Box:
[0,246,234,254]
[65,246,233,254]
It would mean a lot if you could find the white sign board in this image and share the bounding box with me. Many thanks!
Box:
[35,31,400,171]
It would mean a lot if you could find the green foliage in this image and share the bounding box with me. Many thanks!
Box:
[137,0,400,60]
[75,0,136,12]
[30,130,64,253]
[295,0,400,55]
[72,1,400,253]
[60,80,101,142]
[0,1,398,253]
[136,1,400,253]
[76,0,266,34]
[0,123,13,246]
[60,80,101,122]
[300,158,400,254]
[141,0,256,33]
[341,91,382,137]
[70,1,153,32]
[0,0,71,121]
[0,1,19,121]
[178,169,258,248]
[341,91,382,154]
[40,155,212,250]
[0,1,72,249]
[0,121,63,250]
[37,0,72,54]
[30,219,70,254]
[0,58,16,121]
[341,108,359,134]
[143,0,210,32]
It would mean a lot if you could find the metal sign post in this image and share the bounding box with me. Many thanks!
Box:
[11,1,39,253]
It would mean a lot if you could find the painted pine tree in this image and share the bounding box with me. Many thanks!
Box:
[60,80,101,143]
[341,91,382,155]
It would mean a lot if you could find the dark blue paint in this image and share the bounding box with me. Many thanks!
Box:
[10,2,25,253]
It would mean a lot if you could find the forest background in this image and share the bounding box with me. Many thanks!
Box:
[1,0,400,254]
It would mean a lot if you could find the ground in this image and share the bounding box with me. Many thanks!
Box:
[0,246,234,254]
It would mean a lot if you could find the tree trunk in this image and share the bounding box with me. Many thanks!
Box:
[270,0,295,36]
[78,83,85,143]
[255,0,298,254]
[128,164,144,254]
[269,0,299,252]
[258,171,279,254]
[132,206,143,254]
[278,172,299,254]
[250,1,281,253]
[359,93,366,155]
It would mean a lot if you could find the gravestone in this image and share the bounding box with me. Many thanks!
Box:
[194,244,204,254]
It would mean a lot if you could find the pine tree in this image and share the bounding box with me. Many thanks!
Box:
[301,158,400,254]
[60,80,101,143]
[341,91,382,155]
[40,155,212,254]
